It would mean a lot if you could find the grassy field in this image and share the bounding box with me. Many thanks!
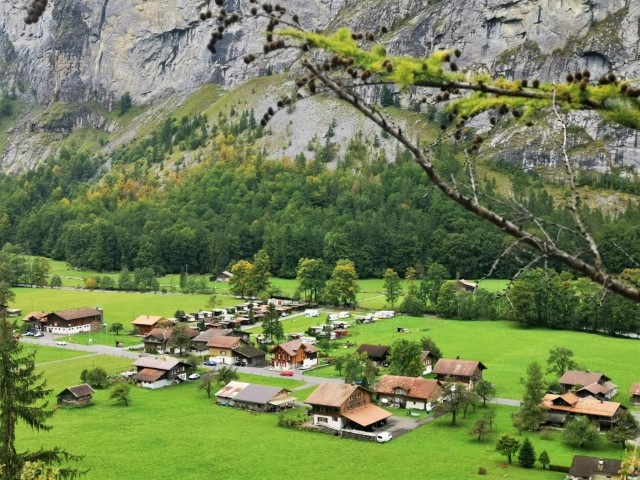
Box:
[16,346,627,480]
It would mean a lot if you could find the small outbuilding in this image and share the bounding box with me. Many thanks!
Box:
[56,384,95,407]
[631,382,640,406]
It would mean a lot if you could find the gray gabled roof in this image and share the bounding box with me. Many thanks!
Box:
[56,384,95,398]
[133,356,186,371]
[233,384,290,405]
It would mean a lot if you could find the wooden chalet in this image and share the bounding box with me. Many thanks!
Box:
[631,383,640,406]
[559,371,618,400]
[433,358,486,388]
[306,383,391,431]
[215,382,295,411]
[270,339,318,370]
[215,271,234,282]
[376,376,441,411]
[568,456,623,480]
[233,343,267,366]
[355,344,390,365]
[456,279,478,292]
[30,307,103,334]
[421,351,436,374]
[56,384,95,407]
[143,327,199,354]
[206,336,249,365]
[132,315,170,336]
[132,356,190,389]
[542,393,626,431]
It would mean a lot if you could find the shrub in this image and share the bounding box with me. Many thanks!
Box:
[477,467,487,475]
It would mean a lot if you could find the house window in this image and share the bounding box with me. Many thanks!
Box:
[221,351,226,356]
[318,417,328,423]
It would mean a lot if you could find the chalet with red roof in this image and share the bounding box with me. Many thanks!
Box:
[433,358,486,388]
[376,376,441,411]
[542,392,626,430]
[132,315,170,336]
[630,383,640,406]
[270,339,318,370]
[132,356,190,389]
[306,383,391,431]
[559,371,617,400]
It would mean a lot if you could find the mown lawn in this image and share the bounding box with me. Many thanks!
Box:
[17,348,628,480]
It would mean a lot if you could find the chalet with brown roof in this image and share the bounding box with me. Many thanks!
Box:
[559,371,618,400]
[421,351,436,374]
[270,340,318,370]
[132,315,170,336]
[568,456,622,480]
[542,393,626,430]
[306,383,392,431]
[206,336,249,365]
[630,383,640,406]
[233,343,267,367]
[23,311,47,331]
[355,344,390,365]
[376,376,441,411]
[132,356,190,389]
[56,384,95,407]
[143,327,199,354]
[433,358,486,387]
[32,308,103,334]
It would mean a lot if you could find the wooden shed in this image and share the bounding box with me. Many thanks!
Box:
[56,384,95,407]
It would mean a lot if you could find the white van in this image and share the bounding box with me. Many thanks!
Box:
[305,309,320,317]
[376,432,393,443]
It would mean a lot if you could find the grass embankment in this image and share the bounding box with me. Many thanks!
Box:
[17,346,627,480]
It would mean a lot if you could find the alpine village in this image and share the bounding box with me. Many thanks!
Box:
[2,1,640,479]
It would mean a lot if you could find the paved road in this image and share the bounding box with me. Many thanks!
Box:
[21,333,143,361]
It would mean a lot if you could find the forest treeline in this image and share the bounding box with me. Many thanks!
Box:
[1,108,640,282]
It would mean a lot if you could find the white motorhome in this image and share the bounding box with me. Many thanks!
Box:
[374,310,395,319]
[338,311,350,319]
[304,309,320,317]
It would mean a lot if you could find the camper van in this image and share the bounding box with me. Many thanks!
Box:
[304,309,320,317]
[338,311,350,319]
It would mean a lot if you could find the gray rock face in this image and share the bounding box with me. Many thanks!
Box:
[1,0,639,171]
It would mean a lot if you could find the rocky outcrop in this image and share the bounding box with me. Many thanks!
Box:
[1,0,639,172]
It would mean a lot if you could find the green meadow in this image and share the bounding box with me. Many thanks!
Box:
[16,346,627,480]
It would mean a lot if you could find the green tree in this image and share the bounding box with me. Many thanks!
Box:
[473,380,496,408]
[469,417,492,441]
[495,433,520,465]
[387,339,423,377]
[436,280,459,318]
[167,323,194,356]
[398,293,426,316]
[0,283,82,479]
[79,367,109,389]
[228,260,254,298]
[420,262,449,306]
[546,346,578,377]
[251,249,272,296]
[420,336,443,361]
[109,382,131,406]
[262,303,284,343]
[324,259,359,307]
[30,257,50,287]
[538,451,550,470]
[108,323,123,335]
[216,366,239,386]
[563,416,599,448]
[49,275,63,288]
[518,362,546,431]
[343,352,364,385]
[118,268,134,291]
[606,411,639,449]
[295,258,327,302]
[383,268,403,307]
[433,381,474,426]
[518,437,536,468]
[333,356,346,376]
[199,374,216,398]
[118,92,132,116]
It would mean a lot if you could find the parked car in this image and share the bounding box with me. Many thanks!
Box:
[279,370,294,377]
[23,331,35,336]
[56,340,67,346]
[33,332,44,337]
[376,432,393,443]
[299,365,311,371]
[203,360,217,366]
[188,373,201,380]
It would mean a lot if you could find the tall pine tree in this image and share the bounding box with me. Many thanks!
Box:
[0,283,83,479]
[518,437,536,468]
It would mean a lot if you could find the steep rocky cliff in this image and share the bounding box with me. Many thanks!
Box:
[0,0,639,172]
